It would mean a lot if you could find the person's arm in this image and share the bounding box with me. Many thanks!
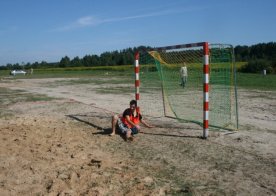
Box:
[125,115,138,128]
[140,119,155,128]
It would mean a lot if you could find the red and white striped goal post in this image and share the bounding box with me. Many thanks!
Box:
[134,51,140,113]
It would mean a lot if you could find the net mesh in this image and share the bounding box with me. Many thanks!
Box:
[138,44,238,131]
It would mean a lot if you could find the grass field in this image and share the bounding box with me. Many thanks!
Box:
[1,65,276,91]
[237,72,276,90]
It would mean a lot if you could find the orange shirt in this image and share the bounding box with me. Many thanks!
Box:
[121,108,142,128]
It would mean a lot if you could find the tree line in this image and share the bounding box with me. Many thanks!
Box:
[1,42,275,73]
[235,42,276,73]
[0,46,151,71]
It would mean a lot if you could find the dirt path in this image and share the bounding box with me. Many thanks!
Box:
[0,78,275,195]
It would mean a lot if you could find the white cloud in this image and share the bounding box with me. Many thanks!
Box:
[51,8,186,32]
[51,5,208,32]
[77,16,101,26]
[51,16,101,32]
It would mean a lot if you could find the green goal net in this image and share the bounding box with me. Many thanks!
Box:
[138,43,238,131]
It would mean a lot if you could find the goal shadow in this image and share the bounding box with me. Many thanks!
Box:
[66,114,112,135]
[142,132,201,139]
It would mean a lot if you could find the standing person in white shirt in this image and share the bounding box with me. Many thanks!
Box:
[180,64,188,88]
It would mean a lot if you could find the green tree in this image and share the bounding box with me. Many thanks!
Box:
[82,55,92,66]
[59,56,70,67]
[235,45,249,61]
[71,56,82,67]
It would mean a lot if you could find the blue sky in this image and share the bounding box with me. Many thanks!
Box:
[0,0,275,65]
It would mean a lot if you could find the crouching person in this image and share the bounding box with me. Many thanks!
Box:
[110,100,154,141]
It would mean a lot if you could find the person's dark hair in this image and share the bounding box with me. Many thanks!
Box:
[130,100,137,107]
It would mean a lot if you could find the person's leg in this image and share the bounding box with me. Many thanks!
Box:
[126,129,133,141]
[110,114,119,136]
[130,127,139,135]
[184,76,187,87]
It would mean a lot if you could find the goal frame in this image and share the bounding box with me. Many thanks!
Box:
[134,42,238,139]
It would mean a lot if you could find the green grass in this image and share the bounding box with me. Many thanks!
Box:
[1,65,276,91]
[0,70,10,76]
[236,72,276,91]
[0,65,134,78]
[0,87,58,119]
[31,66,133,78]
[0,87,57,105]
[235,62,248,70]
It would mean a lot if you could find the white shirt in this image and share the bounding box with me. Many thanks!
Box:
[180,66,187,77]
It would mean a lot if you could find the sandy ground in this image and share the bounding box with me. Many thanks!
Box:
[0,77,275,195]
